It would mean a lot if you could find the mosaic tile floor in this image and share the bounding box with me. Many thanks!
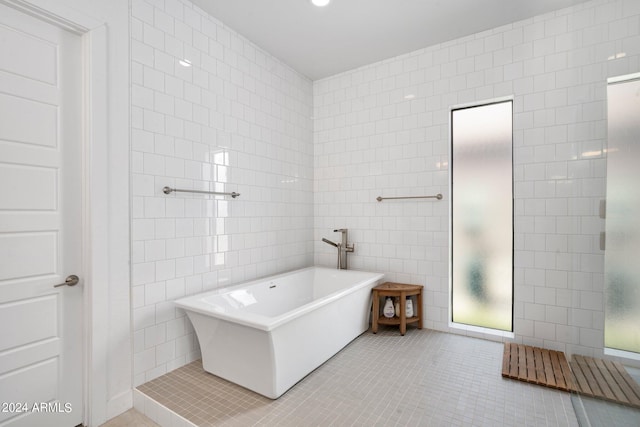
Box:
[99,408,159,427]
[136,329,578,426]
[572,394,640,427]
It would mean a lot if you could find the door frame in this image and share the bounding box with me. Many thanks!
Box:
[0,1,129,426]
[603,71,640,361]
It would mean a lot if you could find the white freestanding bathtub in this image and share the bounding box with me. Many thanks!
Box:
[175,266,384,399]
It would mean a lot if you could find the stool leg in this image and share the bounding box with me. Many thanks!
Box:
[372,291,379,334]
[400,291,406,336]
[417,290,423,329]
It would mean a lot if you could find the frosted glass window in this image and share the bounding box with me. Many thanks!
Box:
[451,101,513,331]
[604,77,640,354]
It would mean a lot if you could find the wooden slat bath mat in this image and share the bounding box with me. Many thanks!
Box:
[570,355,640,409]
[501,343,574,391]
[502,343,640,409]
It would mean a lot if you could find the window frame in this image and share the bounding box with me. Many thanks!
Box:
[449,97,515,334]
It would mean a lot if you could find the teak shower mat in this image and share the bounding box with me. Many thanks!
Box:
[502,343,640,409]
[570,354,640,408]
[502,343,574,391]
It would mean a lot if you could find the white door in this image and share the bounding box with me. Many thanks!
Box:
[0,4,83,426]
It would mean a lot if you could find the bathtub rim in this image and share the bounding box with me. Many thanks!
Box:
[175,266,384,332]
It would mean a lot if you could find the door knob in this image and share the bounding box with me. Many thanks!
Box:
[54,275,80,288]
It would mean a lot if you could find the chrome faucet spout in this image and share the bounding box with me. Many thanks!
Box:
[322,238,338,248]
[321,238,342,269]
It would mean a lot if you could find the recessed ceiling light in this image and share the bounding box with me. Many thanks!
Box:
[311,0,330,7]
[179,59,192,67]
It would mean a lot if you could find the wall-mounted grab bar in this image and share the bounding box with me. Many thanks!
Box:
[162,186,240,198]
[376,194,442,202]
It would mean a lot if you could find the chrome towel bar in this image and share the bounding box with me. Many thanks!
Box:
[376,194,442,202]
[163,186,240,198]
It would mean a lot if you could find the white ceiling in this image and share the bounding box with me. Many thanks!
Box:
[190,0,592,81]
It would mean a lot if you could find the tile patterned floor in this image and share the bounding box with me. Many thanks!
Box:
[572,394,640,427]
[136,329,579,426]
[99,408,159,427]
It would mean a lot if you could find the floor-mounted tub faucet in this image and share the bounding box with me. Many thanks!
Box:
[322,229,355,269]
[334,229,355,269]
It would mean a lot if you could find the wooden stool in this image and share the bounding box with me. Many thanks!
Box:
[372,282,423,335]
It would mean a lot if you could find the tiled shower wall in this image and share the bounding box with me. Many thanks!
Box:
[129,0,640,385]
[130,0,314,385]
[314,0,640,357]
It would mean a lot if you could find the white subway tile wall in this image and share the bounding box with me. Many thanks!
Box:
[130,0,640,385]
[131,0,314,385]
[314,0,639,355]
